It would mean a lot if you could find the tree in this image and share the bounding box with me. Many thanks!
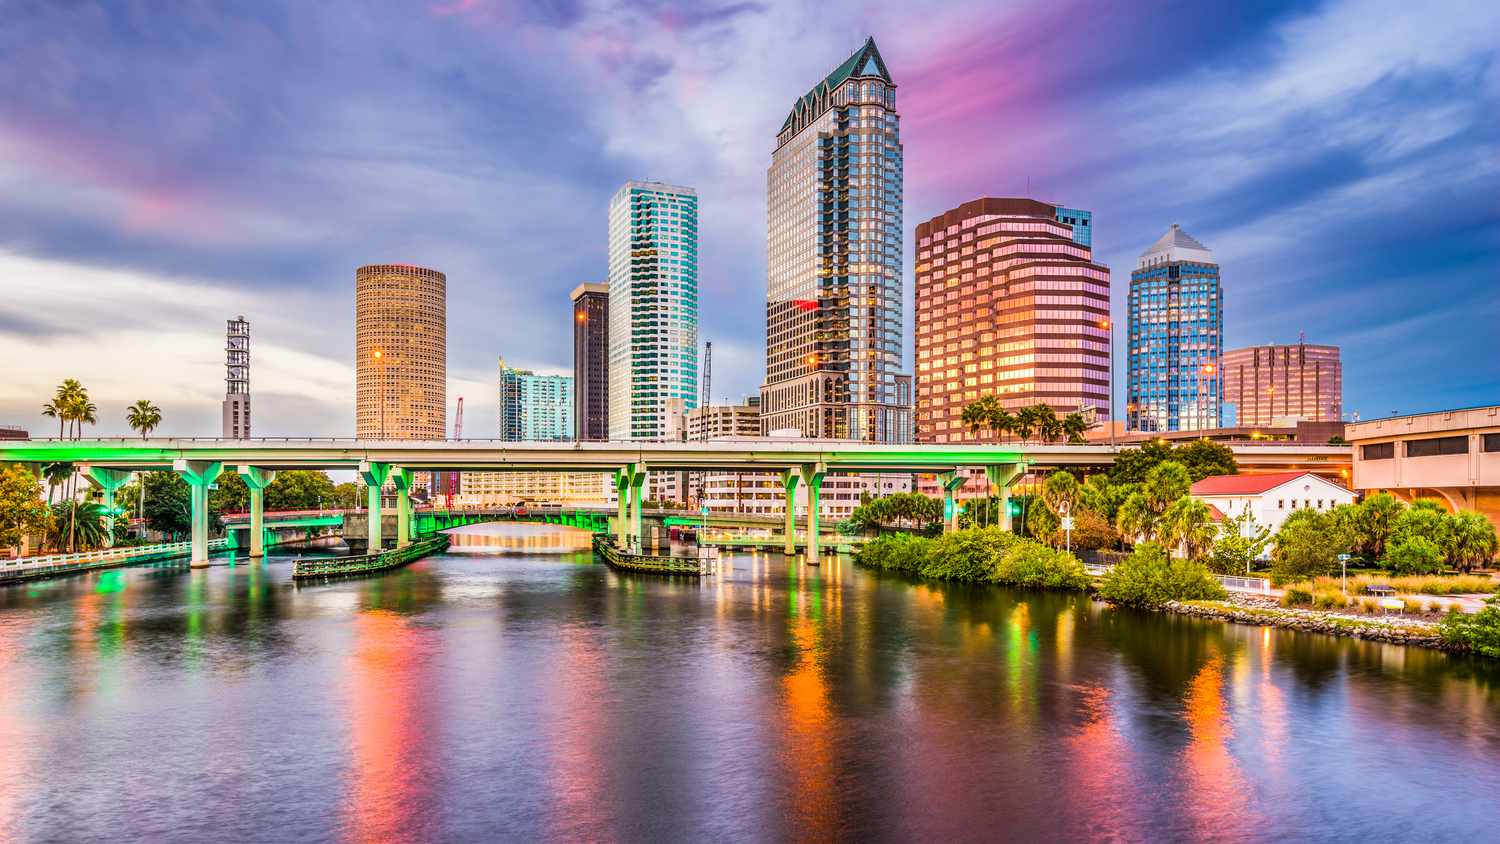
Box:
[1068,508,1119,551]
[960,399,989,441]
[1205,511,1270,575]
[142,471,191,537]
[209,472,249,516]
[0,464,51,553]
[1440,595,1500,658]
[1390,499,1449,551]
[1270,509,1348,585]
[1350,492,1402,561]
[1026,503,1061,546]
[1098,542,1227,607]
[1012,405,1038,443]
[1041,470,1080,516]
[266,470,339,511]
[331,482,361,510]
[1062,412,1090,444]
[1079,474,1133,524]
[989,405,1016,443]
[1387,535,1443,575]
[1110,440,1175,484]
[41,400,64,439]
[1034,404,1063,444]
[126,400,162,439]
[47,501,108,551]
[1174,439,1238,482]
[1327,435,1348,445]
[1444,511,1498,573]
[1160,497,1217,561]
[1143,462,1190,513]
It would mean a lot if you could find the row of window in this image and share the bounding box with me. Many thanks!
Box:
[1362,434,1500,459]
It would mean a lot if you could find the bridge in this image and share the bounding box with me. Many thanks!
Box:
[1,438,1350,567]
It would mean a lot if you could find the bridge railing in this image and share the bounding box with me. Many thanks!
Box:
[1,538,230,577]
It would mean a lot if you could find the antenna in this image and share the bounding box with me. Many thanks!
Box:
[701,341,712,408]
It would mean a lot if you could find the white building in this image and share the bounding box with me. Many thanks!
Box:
[1190,471,1356,535]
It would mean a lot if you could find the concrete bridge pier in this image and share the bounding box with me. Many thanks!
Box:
[614,470,630,545]
[987,463,1025,532]
[174,459,224,567]
[780,469,799,555]
[238,466,276,558]
[628,464,648,548]
[83,466,132,548]
[391,468,413,548]
[939,470,967,533]
[359,461,390,552]
[799,462,826,565]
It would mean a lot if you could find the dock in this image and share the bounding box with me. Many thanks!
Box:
[592,535,717,576]
[292,534,450,580]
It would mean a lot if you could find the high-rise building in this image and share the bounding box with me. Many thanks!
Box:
[498,361,574,442]
[355,264,446,439]
[570,282,609,441]
[1224,340,1342,426]
[761,37,909,443]
[222,315,251,438]
[913,198,1111,443]
[1127,225,1223,432]
[607,181,699,441]
[686,397,763,441]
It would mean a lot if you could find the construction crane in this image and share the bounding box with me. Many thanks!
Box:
[701,341,712,408]
[454,396,464,440]
[442,397,464,505]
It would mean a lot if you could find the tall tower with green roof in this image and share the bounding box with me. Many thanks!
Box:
[760,37,910,443]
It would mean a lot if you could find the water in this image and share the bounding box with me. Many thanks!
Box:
[1,523,1498,843]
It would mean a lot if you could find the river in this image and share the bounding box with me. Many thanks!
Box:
[1,523,1497,842]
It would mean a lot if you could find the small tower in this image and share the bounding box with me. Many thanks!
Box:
[223,316,251,438]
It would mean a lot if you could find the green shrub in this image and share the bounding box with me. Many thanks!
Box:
[1098,542,1228,608]
[1387,535,1444,575]
[920,527,1016,580]
[993,540,1090,590]
[1270,511,1347,585]
[857,533,931,574]
[1313,590,1348,610]
[1281,587,1314,607]
[1440,597,1500,657]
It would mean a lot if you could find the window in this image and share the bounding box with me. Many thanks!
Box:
[1361,442,1394,460]
[1278,499,1284,510]
[1406,436,1468,458]
[1484,433,1500,453]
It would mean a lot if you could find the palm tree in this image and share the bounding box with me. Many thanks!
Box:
[1116,493,1154,543]
[989,406,1016,443]
[42,462,72,506]
[961,400,989,441]
[48,502,108,552]
[1445,511,1498,572]
[1062,412,1089,444]
[41,400,64,438]
[1036,404,1063,443]
[69,397,97,440]
[1161,497,1217,560]
[127,400,161,439]
[1012,406,1038,444]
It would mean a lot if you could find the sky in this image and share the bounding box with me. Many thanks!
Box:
[1,0,1496,438]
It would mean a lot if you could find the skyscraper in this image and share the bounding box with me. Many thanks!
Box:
[761,37,909,442]
[498,360,574,441]
[914,198,1110,443]
[1127,225,1223,432]
[1224,340,1342,426]
[355,263,446,439]
[570,282,609,441]
[222,315,251,438]
[607,181,699,441]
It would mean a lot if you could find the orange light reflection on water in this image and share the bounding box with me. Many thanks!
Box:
[1181,654,1256,836]
[544,624,612,840]
[779,563,837,838]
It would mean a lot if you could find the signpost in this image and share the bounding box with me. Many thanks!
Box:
[1338,553,1351,595]
[1059,502,1073,554]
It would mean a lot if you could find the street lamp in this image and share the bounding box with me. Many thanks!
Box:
[372,349,385,439]
[1199,362,1216,432]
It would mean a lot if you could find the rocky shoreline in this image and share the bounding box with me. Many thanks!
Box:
[1163,593,1447,649]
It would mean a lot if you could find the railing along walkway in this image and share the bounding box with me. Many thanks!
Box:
[1083,561,1273,594]
[1,539,230,583]
[291,535,450,580]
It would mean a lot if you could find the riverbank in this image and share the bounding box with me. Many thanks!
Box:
[1164,593,1446,649]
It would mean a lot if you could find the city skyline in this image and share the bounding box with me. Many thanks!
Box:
[1,1,1497,438]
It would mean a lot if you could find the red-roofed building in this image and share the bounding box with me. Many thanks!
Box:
[1190,471,1354,534]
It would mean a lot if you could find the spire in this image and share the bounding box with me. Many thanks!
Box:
[780,36,894,134]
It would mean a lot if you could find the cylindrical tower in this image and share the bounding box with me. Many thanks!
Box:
[355,264,447,439]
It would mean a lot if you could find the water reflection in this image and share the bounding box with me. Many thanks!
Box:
[446,522,593,554]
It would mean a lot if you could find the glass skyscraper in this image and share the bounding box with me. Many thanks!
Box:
[761,37,909,442]
[1127,224,1223,432]
[498,360,574,441]
[607,180,699,440]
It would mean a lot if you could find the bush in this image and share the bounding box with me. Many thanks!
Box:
[1098,542,1228,608]
[993,541,1090,590]
[920,527,1016,580]
[1313,590,1348,610]
[1270,511,1346,585]
[1440,597,1500,657]
[857,533,931,574]
[1387,535,1444,575]
[1281,586,1314,607]
[1282,574,1498,596]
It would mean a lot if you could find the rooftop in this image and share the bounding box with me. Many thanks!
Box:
[780,37,893,135]
[1137,223,1215,270]
[1191,471,1346,496]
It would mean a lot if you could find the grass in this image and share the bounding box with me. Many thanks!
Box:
[1283,574,1498,597]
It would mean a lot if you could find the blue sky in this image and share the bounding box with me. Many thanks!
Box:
[1,0,1496,437]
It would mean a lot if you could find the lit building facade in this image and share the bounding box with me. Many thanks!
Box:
[355,264,446,439]
[222,315,251,438]
[914,197,1111,444]
[458,472,611,507]
[570,282,609,441]
[761,37,909,443]
[498,361,573,442]
[607,181,699,441]
[1127,225,1222,432]
[1224,341,1342,426]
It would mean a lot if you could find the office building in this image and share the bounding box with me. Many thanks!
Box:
[761,37,910,443]
[355,263,446,439]
[913,198,1111,443]
[570,282,609,441]
[458,471,611,507]
[1127,225,1222,432]
[222,316,251,438]
[1224,340,1342,426]
[499,361,573,442]
[607,181,699,440]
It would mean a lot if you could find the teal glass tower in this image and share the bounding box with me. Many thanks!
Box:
[499,360,574,441]
[1126,224,1223,432]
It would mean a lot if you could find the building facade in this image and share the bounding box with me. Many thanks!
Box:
[1348,405,1500,534]
[913,198,1111,444]
[1127,225,1222,432]
[498,361,573,442]
[1190,471,1356,537]
[457,472,611,507]
[761,37,909,443]
[1224,340,1342,427]
[355,264,446,439]
[607,181,699,441]
[222,315,251,438]
[570,282,609,441]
